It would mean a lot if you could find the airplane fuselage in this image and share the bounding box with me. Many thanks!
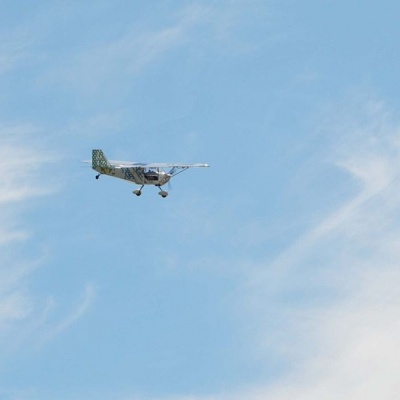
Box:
[93,165,171,186]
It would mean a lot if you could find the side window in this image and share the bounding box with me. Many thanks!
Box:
[145,171,159,181]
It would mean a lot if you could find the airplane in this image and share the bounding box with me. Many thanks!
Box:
[85,149,209,198]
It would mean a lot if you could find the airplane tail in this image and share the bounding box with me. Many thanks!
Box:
[92,149,111,168]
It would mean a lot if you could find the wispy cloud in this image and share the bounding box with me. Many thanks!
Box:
[0,124,55,201]
[241,97,400,399]
[0,126,56,346]
[39,283,96,343]
[41,4,212,96]
[40,2,263,98]
[0,126,96,363]
[0,28,32,75]
[0,125,54,249]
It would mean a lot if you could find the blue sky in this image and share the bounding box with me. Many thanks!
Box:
[2,1,400,399]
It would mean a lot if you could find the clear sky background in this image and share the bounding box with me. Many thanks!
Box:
[2,1,400,399]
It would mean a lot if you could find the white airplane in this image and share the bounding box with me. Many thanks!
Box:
[86,149,209,197]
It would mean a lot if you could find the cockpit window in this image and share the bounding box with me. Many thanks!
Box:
[144,171,159,181]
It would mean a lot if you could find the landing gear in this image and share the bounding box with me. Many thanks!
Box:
[132,186,168,198]
[95,174,101,179]
[133,185,144,196]
[158,190,168,198]
[156,184,168,198]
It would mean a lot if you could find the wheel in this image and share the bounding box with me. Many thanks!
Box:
[133,189,142,196]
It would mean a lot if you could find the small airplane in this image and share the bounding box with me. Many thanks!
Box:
[85,149,209,197]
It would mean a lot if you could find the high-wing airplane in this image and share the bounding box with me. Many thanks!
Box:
[85,149,209,197]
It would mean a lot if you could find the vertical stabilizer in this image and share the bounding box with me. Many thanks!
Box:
[92,149,111,168]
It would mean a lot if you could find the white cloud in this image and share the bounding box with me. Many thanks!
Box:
[0,126,54,334]
[40,1,263,98]
[244,98,400,399]
[0,126,97,358]
[41,3,213,96]
[237,98,400,400]
[0,125,54,248]
[0,291,32,327]
[0,28,32,74]
[40,283,96,343]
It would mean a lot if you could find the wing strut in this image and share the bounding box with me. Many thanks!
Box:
[169,166,189,177]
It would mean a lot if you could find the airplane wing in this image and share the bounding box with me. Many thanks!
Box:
[140,163,209,168]
[110,161,209,168]
[82,157,209,169]
[108,160,147,167]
